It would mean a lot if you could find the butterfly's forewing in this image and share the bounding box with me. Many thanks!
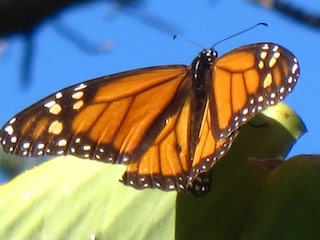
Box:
[0,66,188,165]
[210,43,299,140]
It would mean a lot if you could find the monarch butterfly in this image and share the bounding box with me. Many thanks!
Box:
[0,42,299,195]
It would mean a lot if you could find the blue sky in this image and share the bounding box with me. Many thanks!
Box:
[0,0,319,180]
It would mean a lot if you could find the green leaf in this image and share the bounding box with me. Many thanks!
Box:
[241,155,320,240]
[0,159,176,239]
[0,103,307,239]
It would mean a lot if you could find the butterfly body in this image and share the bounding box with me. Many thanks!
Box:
[0,43,299,194]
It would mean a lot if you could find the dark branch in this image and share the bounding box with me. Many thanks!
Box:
[0,0,97,36]
[250,0,320,29]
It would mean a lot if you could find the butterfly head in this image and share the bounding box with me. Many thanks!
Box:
[191,49,217,76]
[200,48,218,63]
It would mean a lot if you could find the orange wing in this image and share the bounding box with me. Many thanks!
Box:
[209,43,299,140]
[0,66,188,164]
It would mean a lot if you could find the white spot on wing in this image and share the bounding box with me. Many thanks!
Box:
[272,45,279,52]
[37,143,45,149]
[260,51,267,59]
[48,120,63,135]
[72,91,84,100]
[74,83,87,91]
[44,100,56,108]
[242,108,249,115]
[258,96,264,102]
[55,92,63,99]
[4,125,14,135]
[9,118,16,124]
[73,100,84,110]
[268,57,277,68]
[49,103,62,115]
[83,145,91,151]
[58,139,68,147]
[23,142,31,149]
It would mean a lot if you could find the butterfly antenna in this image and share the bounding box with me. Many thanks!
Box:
[212,22,268,48]
[173,34,205,49]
